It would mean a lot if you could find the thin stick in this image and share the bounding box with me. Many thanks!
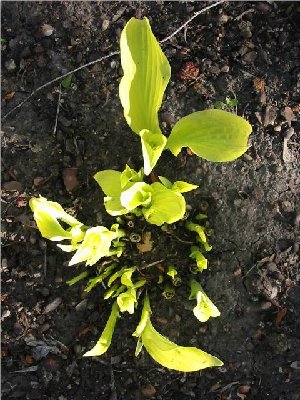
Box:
[2,51,120,121]
[160,0,226,43]
[53,84,62,136]
[3,1,226,120]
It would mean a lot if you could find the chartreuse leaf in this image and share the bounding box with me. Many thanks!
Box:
[69,226,121,267]
[186,221,212,252]
[119,17,170,135]
[120,182,152,210]
[29,196,83,241]
[172,181,198,193]
[143,183,186,226]
[140,129,167,175]
[166,109,252,162]
[120,165,144,189]
[158,176,172,189]
[94,170,128,216]
[85,263,117,293]
[117,287,137,314]
[119,18,170,174]
[84,301,119,357]
[66,271,89,286]
[121,267,136,287]
[189,246,208,272]
[136,296,223,371]
[189,279,220,323]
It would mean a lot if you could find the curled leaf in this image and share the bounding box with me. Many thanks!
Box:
[84,302,119,357]
[189,279,220,322]
[189,246,208,272]
[29,196,83,241]
[137,296,223,371]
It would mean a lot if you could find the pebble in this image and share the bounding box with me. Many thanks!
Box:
[44,297,62,314]
[3,181,23,191]
[219,14,229,24]
[243,51,257,64]
[102,19,110,31]
[241,26,252,39]
[5,59,16,71]
[221,65,230,73]
[75,299,88,312]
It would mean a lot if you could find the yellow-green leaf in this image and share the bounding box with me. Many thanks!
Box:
[84,302,119,357]
[189,279,220,323]
[142,182,186,226]
[119,17,171,135]
[166,109,252,162]
[69,226,117,266]
[29,196,83,241]
[140,129,167,175]
[139,296,223,371]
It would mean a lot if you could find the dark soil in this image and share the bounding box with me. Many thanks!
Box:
[1,2,300,399]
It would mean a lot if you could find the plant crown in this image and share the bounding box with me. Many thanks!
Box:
[30,17,252,372]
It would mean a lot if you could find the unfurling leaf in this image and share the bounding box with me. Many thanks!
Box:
[69,226,122,267]
[29,196,84,241]
[186,221,212,252]
[189,279,220,323]
[140,129,167,175]
[136,295,223,371]
[143,183,186,226]
[172,181,198,193]
[166,109,252,162]
[120,182,152,210]
[117,287,137,314]
[189,246,208,272]
[84,302,119,357]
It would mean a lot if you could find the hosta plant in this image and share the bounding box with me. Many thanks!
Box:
[30,17,251,372]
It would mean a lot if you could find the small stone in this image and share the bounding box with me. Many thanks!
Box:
[5,59,16,71]
[219,14,229,24]
[3,181,23,191]
[102,19,110,31]
[44,297,62,314]
[274,125,282,132]
[40,24,54,37]
[266,262,278,273]
[244,51,257,64]
[241,26,252,39]
[221,65,230,73]
[75,299,88,312]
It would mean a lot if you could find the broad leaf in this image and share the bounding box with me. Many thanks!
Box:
[142,182,186,226]
[94,170,128,216]
[119,17,171,135]
[69,226,117,266]
[84,302,119,357]
[140,129,167,175]
[166,109,252,162]
[189,279,220,322]
[138,296,223,371]
[158,176,172,189]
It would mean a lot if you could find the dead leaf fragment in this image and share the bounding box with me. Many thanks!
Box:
[4,91,16,100]
[178,61,200,81]
[274,308,287,325]
[264,105,278,126]
[44,297,62,314]
[137,232,153,253]
[141,384,156,398]
[62,168,79,191]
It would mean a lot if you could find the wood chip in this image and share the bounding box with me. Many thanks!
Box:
[141,384,156,398]
[274,308,287,325]
[4,91,16,100]
[264,105,278,126]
